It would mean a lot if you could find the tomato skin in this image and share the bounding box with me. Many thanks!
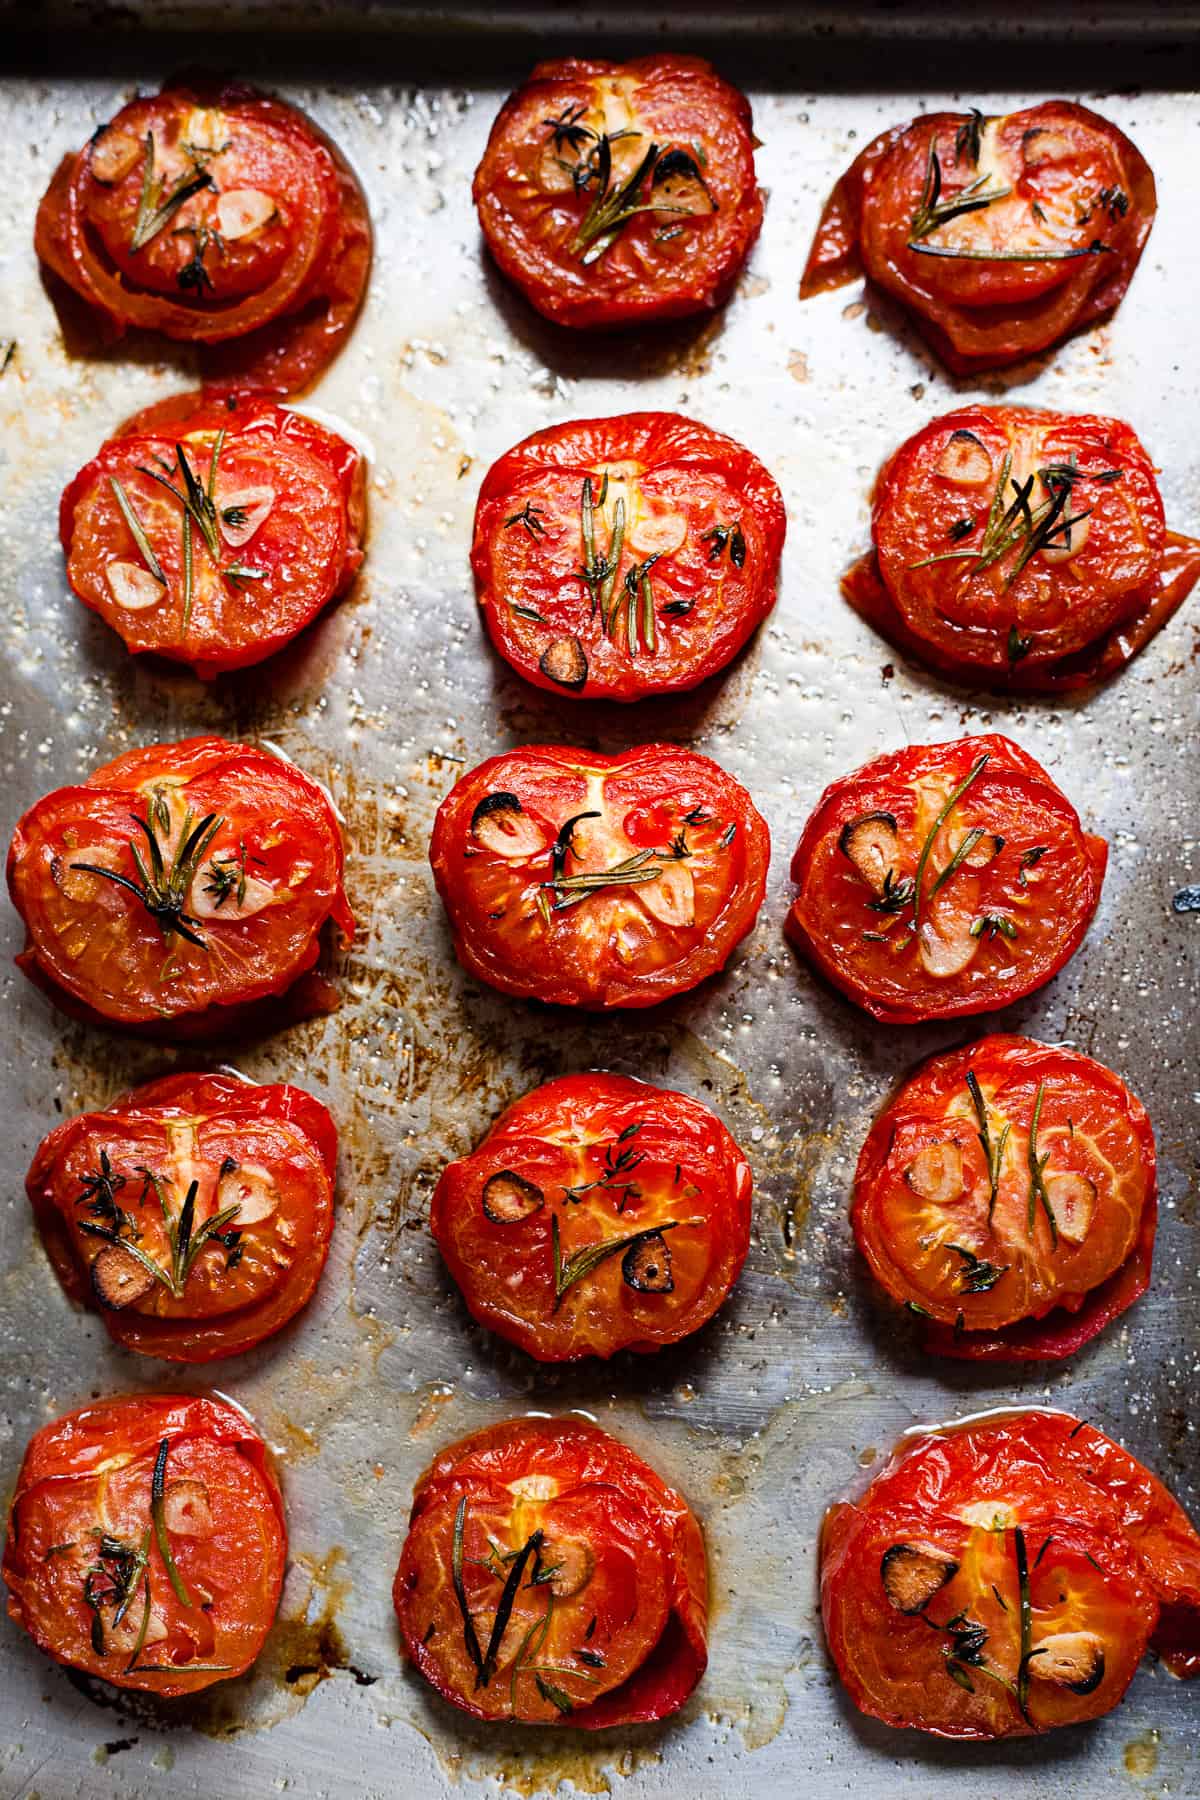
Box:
[801,103,1155,373]
[473,57,762,330]
[431,1073,751,1361]
[472,412,785,701]
[853,1035,1155,1359]
[785,733,1107,1024]
[34,81,371,396]
[429,743,769,1009]
[393,1416,707,1726]
[26,1071,337,1362]
[820,1408,1200,1739]
[60,391,367,677]
[845,405,1200,690]
[7,735,354,1035]
[3,1393,286,1696]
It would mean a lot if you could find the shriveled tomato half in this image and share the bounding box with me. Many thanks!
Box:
[821,1408,1200,1738]
[473,55,762,329]
[429,743,769,1009]
[27,1071,337,1361]
[472,412,785,701]
[785,733,1106,1024]
[7,736,353,1035]
[853,1035,1155,1360]
[393,1416,707,1725]
[844,405,1200,691]
[35,79,371,395]
[432,1073,751,1361]
[3,1393,286,1696]
[60,390,367,677]
[801,102,1155,373]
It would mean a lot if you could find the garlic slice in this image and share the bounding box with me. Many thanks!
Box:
[188,866,275,920]
[216,1161,278,1225]
[217,484,275,548]
[918,915,979,978]
[90,128,142,184]
[216,188,277,241]
[640,860,695,927]
[1039,511,1091,565]
[1045,1171,1096,1244]
[904,1142,966,1205]
[162,1479,214,1537]
[937,430,993,487]
[630,509,688,557]
[107,560,164,611]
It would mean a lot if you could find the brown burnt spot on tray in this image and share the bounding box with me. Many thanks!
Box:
[787,349,809,382]
[1123,1727,1160,1778]
[408,1715,664,1796]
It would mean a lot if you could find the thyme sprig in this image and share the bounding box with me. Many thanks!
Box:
[1025,1081,1059,1246]
[505,500,547,539]
[130,133,213,252]
[703,521,746,568]
[965,1069,1009,1225]
[908,139,1012,247]
[563,1123,645,1207]
[72,797,223,949]
[947,1242,1010,1294]
[83,1530,151,1656]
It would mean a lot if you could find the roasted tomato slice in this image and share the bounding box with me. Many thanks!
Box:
[820,1409,1200,1738]
[472,412,785,701]
[3,1393,286,1696]
[844,405,1200,691]
[473,56,762,329]
[431,1072,752,1360]
[35,80,371,395]
[429,743,769,1009]
[393,1416,707,1725]
[853,1035,1155,1359]
[801,102,1155,373]
[26,1071,337,1361]
[60,391,367,677]
[785,733,1106,1023]
[7,736,353,1034]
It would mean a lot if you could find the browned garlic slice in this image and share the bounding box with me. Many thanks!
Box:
[216,1162,278,1225]
[1028,1629,1105,1694]
[90,128,142,184]
[937,429,993,487]
[904,1141,965,1205]
[839,812,900,895]
[880,1542,959,1614]
[470,793,548,858]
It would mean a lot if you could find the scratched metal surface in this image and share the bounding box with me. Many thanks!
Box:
[0,18,1198,1800]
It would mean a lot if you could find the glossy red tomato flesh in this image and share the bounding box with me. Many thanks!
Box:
[35,80,371,395]
[60,390,367,677]
[7,736,354,1034]
[431,1072,752,1360]
[821,1409,1200,1738]
[472,412,785,701]
[3,1393,286,1695]
[853,1035,1155,1359]
[393,1416,707,1725]
[473,56,762,329]
[785,733,1106,1023]
[843,404,1200,690]
[801,102,1155,373]
[430,743,769,1009]
[27,1071,337,1361]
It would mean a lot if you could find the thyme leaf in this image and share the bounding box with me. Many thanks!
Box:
[505,500,547,539]
[947,1242,1010,1294]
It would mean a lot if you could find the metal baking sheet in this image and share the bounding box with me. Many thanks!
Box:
[1,12,1197,1798]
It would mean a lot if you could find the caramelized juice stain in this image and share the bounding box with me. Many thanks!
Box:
[1123,1727,1160,1777]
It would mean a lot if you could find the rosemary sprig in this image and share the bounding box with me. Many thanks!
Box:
[1025,1081,1058,1246]
[1014,1527,1039,1725]
[965,1069,1009,1225]
[911,239,1112,263]
[571,137,688,260]
[912,754,989,931]
[477,1528,544,1689]
[72,800,223,949]
[129,133,214,252]
[452,1497,486,1681]
[621,554,660,655]
[552,1214,682,1310]
[541,845,663,912]
[150,1437,192,1608]
[108,477,166,585]
[928,827,986,902]
[577,474,624,616]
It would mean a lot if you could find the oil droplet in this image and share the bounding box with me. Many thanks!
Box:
[1123,1727,1160,1778]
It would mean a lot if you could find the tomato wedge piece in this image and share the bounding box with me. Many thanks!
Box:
[60,390,367,677]
[27,1071,337,1361]
[785,733,1106,1023]
[432,1072,752,1360]
[430,743,769,1009]
[473,56,762,329]
[3,1394,286,1696]
[472,412,785,700]
[853,1035,1156,1359]
[7,736,353,1034]
[393,1417,707,1725]
[35,80,371,395]
[843,404,1200,690]
[821,1409,1200,1739]
[801,102,1155,373]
